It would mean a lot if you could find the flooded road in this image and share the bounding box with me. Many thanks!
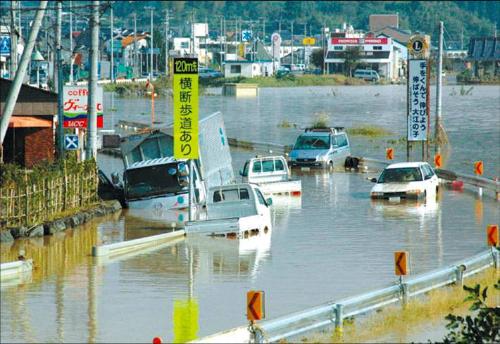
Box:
[1,85,499,343]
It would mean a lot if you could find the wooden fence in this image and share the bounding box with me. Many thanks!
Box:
[0,160,99,228]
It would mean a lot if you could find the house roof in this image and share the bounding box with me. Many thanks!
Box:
[467,37,499,61]
[122,35,147,48]
[0,78,57,117]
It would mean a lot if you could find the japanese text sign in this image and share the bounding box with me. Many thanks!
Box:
[408,59,428,141]
[63,85,103,128]
[173,58,199,159]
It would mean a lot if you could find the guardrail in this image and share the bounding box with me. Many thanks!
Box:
[92,230,185,257]
[0,259,33,280]
[195,248,499,343]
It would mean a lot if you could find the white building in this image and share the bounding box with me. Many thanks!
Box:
[223,61,274,78]
[324,34,406,80]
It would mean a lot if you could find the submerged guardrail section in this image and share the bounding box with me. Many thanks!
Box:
[195,248,499,343]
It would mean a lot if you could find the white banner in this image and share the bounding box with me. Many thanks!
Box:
[408,59,428,141]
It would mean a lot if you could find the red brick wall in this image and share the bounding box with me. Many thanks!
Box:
[24,127,54,168]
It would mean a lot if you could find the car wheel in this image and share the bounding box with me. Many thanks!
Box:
[328,161,334,171]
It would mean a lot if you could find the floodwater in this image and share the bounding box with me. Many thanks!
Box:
[1,85,499,343]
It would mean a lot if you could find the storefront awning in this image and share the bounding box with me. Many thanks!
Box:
[8,116,53,128]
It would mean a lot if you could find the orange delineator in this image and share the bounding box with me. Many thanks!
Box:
[487,224,499,247]
[247,291,265,321]
[394,251,408,276]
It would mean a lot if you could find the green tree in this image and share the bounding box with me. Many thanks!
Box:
[343,46,361,77]
[310,48,324,70]
[443,279,500,343]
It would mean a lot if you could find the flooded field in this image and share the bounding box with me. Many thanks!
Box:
[1,85,499,343]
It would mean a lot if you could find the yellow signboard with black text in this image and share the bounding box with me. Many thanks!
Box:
[173,58,199,159]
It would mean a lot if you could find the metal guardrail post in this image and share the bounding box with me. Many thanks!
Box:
[492,248,499,269]
[455,265,466,287]
[399,277,409,306]
[334,303,343,331]
[249,323,264,344]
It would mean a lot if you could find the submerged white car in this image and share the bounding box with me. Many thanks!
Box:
[370,162,439,201]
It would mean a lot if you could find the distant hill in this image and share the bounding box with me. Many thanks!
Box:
[3,1,498,47]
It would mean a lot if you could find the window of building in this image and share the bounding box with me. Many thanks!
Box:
[373,46,382,50]
[333,46,344,50]
[180,42,189,49]
[230,65,241,73]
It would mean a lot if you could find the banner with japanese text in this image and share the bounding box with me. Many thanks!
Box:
[173,58,199,159]
[63,85,103,128]
[407,59,428,141]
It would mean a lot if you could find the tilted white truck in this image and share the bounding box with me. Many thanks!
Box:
[184,183,273,238]
[240,156,302,196]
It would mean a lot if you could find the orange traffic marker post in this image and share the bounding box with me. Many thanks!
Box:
[386,148,394,161]
[395,251,409,304]
[247,291,265,342]
[434,153,442,168]
[487,224,499,247]
[474,161,484,196]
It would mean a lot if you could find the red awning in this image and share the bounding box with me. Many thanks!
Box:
[8,116,53,128]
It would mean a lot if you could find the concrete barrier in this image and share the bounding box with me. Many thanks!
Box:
[0,259,33,280]
[92,230,185,257]
[222,83,258,97]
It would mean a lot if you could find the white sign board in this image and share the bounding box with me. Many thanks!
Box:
[193,23,208,37]
[408,59,428,141]
[63,85,103,128]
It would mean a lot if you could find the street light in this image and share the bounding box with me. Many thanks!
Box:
[31,49,44,88]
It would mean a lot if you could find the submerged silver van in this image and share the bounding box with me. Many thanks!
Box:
[353,69,380,81]
[288,128,350,168]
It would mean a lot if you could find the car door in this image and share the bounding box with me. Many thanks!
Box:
[333,134,350,165]
[421,164,438,197]
[254,188,271,227]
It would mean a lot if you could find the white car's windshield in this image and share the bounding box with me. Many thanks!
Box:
[294,135,330,150]
[378,167,423,183]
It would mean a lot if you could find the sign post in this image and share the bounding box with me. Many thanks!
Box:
[173,58,199,221]
[406,35,430,162]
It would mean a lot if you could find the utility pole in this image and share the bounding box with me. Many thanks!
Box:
[55,0,61,91]
[9,1,18,80]
[133,12,137,77]
[17,2,22,41]
[435,21,444,145]
[291,21,294,66]
[262,18,265,45]
[110,4,114,82]
[144,7,154,79]
[164,10,170,76]
[86,0,99,160]
[460,27,464,51]
[69,1,73,84]
[220,16,223,66]
[56,0,64,158]
[1,1,48,145]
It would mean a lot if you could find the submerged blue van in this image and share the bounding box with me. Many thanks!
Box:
[288,128,350,168]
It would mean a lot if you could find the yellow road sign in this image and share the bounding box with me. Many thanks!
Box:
[394,251,408,276]
[302,37,316,45]
[173,299,199,343]
[434,153,442,168]
[247,290,265,321]
[173,58,199,159]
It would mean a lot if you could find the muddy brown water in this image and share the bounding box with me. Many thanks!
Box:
[1,85,499,343]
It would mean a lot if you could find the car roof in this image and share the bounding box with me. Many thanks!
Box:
[300,131,331,137]
[386,162,428,169]
[209,183,254,192]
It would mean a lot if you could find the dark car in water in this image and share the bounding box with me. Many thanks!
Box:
[199,67,224,79]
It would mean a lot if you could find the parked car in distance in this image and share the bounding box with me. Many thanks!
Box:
[276,66,291,77]
[240,155,301,196]
[353,69,380,82]
[289,127,351,169]
[370,162,439,201]
[184,183,272,238]
[199,67,224,79]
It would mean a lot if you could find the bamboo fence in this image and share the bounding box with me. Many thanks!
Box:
[0,160,99,229]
